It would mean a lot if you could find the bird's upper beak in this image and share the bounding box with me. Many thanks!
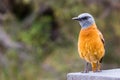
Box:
[72,17,79,20]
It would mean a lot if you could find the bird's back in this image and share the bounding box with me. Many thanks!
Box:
[78,24,105,63]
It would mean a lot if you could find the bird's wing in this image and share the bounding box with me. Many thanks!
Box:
[98,30,105,63]
[98,30,105,45]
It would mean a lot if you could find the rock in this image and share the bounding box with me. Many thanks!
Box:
[67,69,120,80]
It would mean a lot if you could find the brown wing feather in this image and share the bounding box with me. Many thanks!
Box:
[98,30,105,63]
[98,31,105,45]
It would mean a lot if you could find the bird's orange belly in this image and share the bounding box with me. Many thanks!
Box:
[78,37,105,63]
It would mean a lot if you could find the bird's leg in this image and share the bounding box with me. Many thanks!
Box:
[91,62,97,72]
[97,61,102,72]
[81,62,89,73]
[98,58,103,72]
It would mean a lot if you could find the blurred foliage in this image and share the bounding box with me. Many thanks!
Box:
[0,0,120,80]
[21,16,52,46]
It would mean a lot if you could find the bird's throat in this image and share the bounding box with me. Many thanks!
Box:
[81,23,96,29]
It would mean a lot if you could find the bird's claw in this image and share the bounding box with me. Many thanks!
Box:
[81,70,89,73]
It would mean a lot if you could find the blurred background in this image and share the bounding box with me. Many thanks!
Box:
[0,0,120,80]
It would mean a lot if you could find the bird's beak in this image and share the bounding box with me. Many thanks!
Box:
[72,17,79,20]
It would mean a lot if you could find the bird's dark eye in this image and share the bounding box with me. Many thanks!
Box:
[79,16,90,21]
[81,17,88,20]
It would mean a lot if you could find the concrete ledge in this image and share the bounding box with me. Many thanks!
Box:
[67,69,120,80]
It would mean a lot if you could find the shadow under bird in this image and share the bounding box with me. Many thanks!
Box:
[72,13,105,73]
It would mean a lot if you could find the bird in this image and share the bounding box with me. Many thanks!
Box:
[72,13,105,73]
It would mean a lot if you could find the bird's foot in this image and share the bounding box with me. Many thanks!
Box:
[93,70,102,73]
[81,70,89,73]
[97,70,102,72]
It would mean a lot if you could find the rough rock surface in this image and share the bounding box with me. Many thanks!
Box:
[67,69,120,80]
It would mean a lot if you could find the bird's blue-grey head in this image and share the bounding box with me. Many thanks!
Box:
[72,13,95,29]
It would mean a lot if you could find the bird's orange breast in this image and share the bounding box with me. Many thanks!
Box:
[78,24,105,63]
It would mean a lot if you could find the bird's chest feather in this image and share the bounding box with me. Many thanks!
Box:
[78,27,100,50]
[78,26,104,61]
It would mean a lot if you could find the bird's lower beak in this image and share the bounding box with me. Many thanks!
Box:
[72,17,79,20]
